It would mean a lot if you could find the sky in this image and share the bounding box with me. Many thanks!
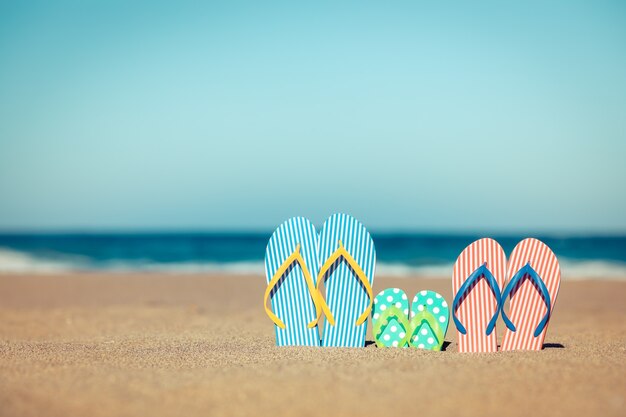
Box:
[0,1,625,233]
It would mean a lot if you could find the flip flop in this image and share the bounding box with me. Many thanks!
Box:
[452,238,506,353]
[500,238,561,351]
[409,290,449,350]
[372,288,410,348]
[264,217,331,346]
[318,213,376,347]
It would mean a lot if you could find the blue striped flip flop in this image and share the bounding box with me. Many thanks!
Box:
[318,213,376,347]
[264,217,331,346]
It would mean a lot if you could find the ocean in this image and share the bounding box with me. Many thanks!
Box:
[0,232,625,279]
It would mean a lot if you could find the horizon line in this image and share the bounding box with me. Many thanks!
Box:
[0,227,625,238]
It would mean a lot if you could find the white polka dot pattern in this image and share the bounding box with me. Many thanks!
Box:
[410,290,450,350]
[372,288,409,348]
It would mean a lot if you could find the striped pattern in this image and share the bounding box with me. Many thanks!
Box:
[320,213,376,347]
[501,238,561,351]
[452,238,506,353]
[265,217,321,346]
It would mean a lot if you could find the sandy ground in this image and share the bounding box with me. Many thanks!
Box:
[0,273,625,417]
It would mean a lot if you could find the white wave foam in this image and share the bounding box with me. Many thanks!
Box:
[1,247,625,280]
[0,247,267,275]
[559,259,626,280]
[376,259,626,280]
[376,262,454,277]
[0,247,80,274]
[102,260,266,275]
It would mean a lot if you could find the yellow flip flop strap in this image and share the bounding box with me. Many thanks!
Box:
[264,244,329,329]
[316,240,373,327]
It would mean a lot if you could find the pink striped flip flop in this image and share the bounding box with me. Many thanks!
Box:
[452,238,506,353]
[500,238,561,351]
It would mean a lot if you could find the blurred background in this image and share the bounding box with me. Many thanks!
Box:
[1,1,625,277]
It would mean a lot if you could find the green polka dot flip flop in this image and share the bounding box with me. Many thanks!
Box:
[409,290,450,351]
[372,288,410,348]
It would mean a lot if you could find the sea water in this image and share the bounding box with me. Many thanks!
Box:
[0,232,624,279]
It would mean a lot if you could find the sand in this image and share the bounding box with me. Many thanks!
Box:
[0,273,625,417]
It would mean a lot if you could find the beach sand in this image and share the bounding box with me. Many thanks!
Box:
[0,273,624,417]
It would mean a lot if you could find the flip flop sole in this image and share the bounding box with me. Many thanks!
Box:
[452,238,506,353]
[320,213,376,347]
[372,288,410,347]
[501,238,561,351]
[410,290,449,350]
[265,217,321,346]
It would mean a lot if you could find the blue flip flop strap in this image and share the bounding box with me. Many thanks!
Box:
[500,263,551,337]
[452,263,502,336]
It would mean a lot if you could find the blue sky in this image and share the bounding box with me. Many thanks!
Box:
[1,1,625,232]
